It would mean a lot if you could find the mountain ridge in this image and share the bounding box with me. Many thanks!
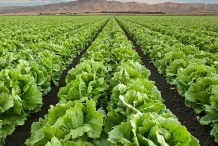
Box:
[0,0,218,15]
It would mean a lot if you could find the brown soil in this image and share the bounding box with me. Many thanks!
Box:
[135,44,217,146]
[4,49,85,146]
[4,19,218,146]
[117,21,217,146]
[4,20,108,146]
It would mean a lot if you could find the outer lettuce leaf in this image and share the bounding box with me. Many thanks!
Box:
[201,86,218,129]
[81,50,111,63]
[184,75,218,114]
[157,51,185,75]
[165,58,188,85]
[58,72,108,103]
[105,79,168,133]
[66,61,105,84]
[166,57,207,85]
[210,124,218,143]
[26,99,104,146]
[16,59,51,95]
[175,64,216,96]
[118,60,151,79]
[110,79,162,106]
[111,47,141,63]
[0,84,13,114]
[45,136,62,146]
[38,50,65,86]
[110,63,151,89]
[108,113,199,146]
[45,136,95,146]
[0,114,27,145]
[51,43,72,65]
[0,68,42,145]
[108,122,133,145]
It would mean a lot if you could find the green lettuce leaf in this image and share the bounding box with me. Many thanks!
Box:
[66,61,105,84]
[58,72,108,103]
[185,75,218,114]
[108,113,199,146]
[26,99,104,146]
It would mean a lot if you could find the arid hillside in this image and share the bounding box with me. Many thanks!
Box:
[0,0,218,15]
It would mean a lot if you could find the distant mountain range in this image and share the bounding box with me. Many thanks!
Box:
[0,0,218,15]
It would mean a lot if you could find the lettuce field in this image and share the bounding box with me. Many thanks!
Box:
[1,16,218,146]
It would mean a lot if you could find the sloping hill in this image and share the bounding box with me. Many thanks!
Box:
[0,0,218,15]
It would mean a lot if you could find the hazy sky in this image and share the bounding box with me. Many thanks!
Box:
[0,0,217,7]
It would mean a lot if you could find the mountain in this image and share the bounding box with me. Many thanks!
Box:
[0,0,218,15]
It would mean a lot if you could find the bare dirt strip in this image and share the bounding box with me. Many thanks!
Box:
[116,19,217,146]
[4,20,108,146]
[4,47,86,146]
[5,18,217,146]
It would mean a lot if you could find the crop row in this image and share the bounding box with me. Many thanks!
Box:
[116,17,218,143]
[0,16,107,72]
[120,16,218,54]
[0,16,109,145]
[25,17,199,146]
[0,16,105,43]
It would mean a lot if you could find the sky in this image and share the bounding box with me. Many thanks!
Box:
[0,0,217,7]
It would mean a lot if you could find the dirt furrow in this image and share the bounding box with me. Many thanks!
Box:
[4,20,108,146]
[115,17,217,146]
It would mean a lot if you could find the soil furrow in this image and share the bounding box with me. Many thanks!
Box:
[4,20,108,146]
[115,17,217,146]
